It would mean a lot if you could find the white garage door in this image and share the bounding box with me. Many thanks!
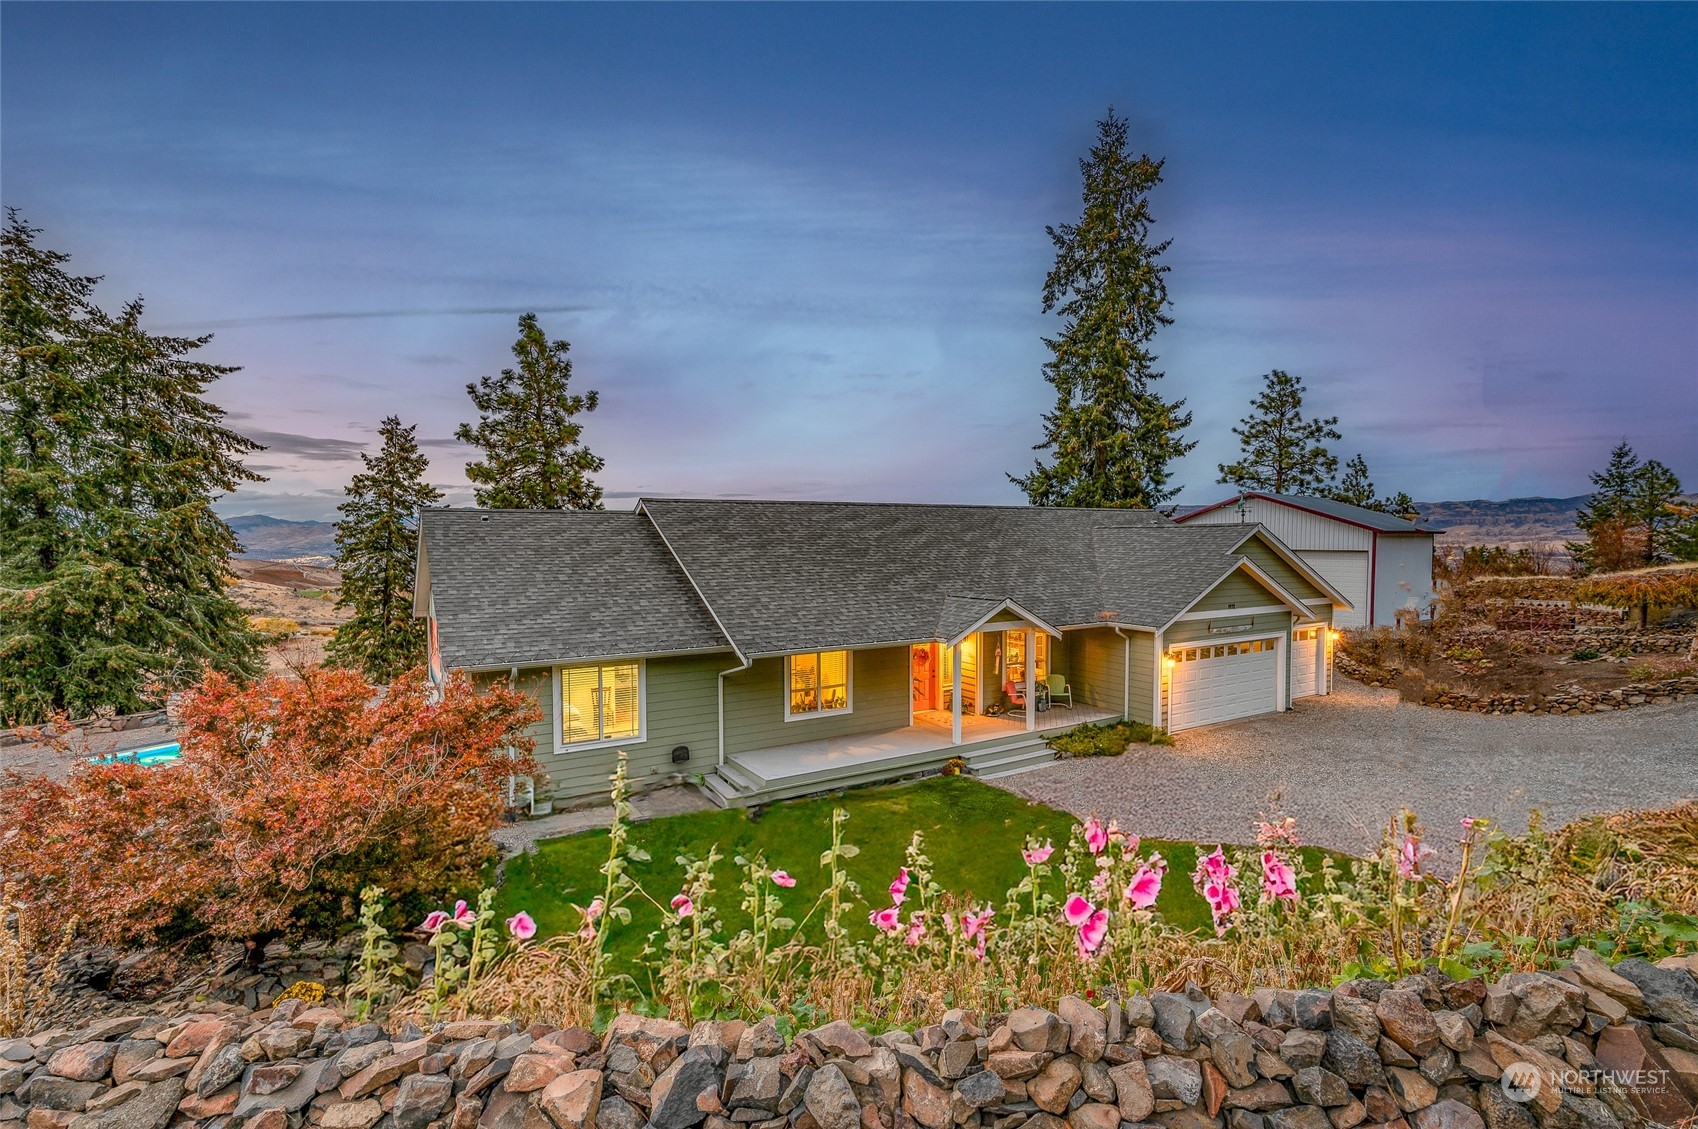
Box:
[1292,627,1322,698]
[1298,550,1369,628]
[1167,637,1279,732]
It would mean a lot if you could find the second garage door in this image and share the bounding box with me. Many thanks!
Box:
[1167,637,1279,731]
[1291,627,1322,697]
[1297,550,1369,628]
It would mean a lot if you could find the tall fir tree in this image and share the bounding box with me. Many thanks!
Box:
[1331,454,1378,508]
[1,216,262,724]
[1012,111,1195,508]
[1629,459,1684,563]
[455,313,604,510]
[1217,370,1341,494]
[1570,442,1645,572]
[327,416,442,681]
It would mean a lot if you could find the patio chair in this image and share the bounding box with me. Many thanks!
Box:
[1002,679,1028,718]
[1047,673,1074,708]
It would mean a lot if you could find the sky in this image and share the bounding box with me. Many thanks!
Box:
[4,3,1695,520]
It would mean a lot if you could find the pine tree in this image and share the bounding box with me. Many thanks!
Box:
[327,416,442,681]
[455,313,604,510]
[1012,111,1195,508]
[1,216,262,724]
[1217,370,1341,494]
[1330,454,1377,508]
[1630,459,1684,564]
[1571,442,1645,572]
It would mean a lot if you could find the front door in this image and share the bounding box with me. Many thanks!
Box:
[910,644,939,711]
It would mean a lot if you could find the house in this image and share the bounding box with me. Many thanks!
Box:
[1175,492,1439,628]
[413,500,1353,809]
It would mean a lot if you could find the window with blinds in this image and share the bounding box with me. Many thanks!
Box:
[786,650,851,719]
[560,661,643,747]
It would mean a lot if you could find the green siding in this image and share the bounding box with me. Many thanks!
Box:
[1236,536,1328,603]
[1064,627,1127,716]
[1165,609,1293,646]
[1126,629,1155,725]
[724,646,910,755]
[1187,570,1281,614]
[493,655,727,805]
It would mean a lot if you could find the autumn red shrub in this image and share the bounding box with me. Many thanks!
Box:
[0,665,539,948]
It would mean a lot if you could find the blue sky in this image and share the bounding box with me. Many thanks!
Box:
[4,3,1695,519]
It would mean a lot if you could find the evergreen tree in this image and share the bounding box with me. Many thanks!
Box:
[455,313,604,510]
[1012,111,1195,508]
[1217,370,1341,494]
[1570,442,1645,571]
[0,216,262,724]
[1381,491,1418,519]
[1630,459,1683,563]
[327,416,442,681]
[1330,453,1377,508]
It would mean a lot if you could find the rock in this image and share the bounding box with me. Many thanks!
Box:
[1222,1081,1291,1112]
[804,1065,861,1129]
[1125,996,1158,1029]
[1612,959,1698,1025]
[1057,999,1107,1063]
[1295,994,1334,1032]
[47,1045,120,1083]
[1267,1107,1332,1129]
[84,1081,147,1113]
[1293,1069,1350,1108]
[937,1040,978,1082]
[1281,1031,1328,1070]
[108,1042,161,1087]
[1376,993,1441,1058]
[808,1023,875,1060]
[1028,1059,1082,1114]
[339,1039,430,1099]
[1108,1058,1155,1121]
[1008,1011,1068,1056]
[598,1095,644,1129]
[1379,1040,1417,1070]
[1146,1058,1203,1106]
[727,1057,782,1112]
[1153,996,1200,1051]
[161,1021,233,1060]
[1480,1033,1567,1116]
[1417,1048,1454,1087]
[1567,951,1646,1015]
[648,1046,725,1129]
[233,1058,327,1118]
[1476,1084,1536,1129]
[1212,1032,1259,1090]
[479,1085,543,1129]
[1333,996,1381,1046]
[321,1100,387,1129]
[192,1043,244,1099]
[1385,1068,1438,1113]
[1432,1015,1473,1055]
[900,1067,951,1129]
[954,1068,1005,1110]
[538,1070,602,1129]
[174,1091,237,1119]
[1252,992,1299,1032]
[1593,1024,1694,1126]
[1408,1101,1484,1129]
[987,1051,1052,1081]
[391,1072,453,1129]
[1497,975,1586,1042]
[246,1107,289,1129]
[245,1063,302,1096]
[125,1059,191,1085]
[329,1040,395,1089]
[24,1080,105,1112]
[1067,1103,1119,1129]
[1330,1099,1367,1129]
[508,1053,575,1093]
[253,1025,314,1061]
[1323,1031,1384,1088]
[1154,1110,1223,1129]
[64,1079,183,1129]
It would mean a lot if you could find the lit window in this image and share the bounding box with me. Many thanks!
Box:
[1005,631,1051,683]
[560,661,642,747]
[787,650,851,718]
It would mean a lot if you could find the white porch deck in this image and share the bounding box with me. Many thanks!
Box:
[705,702,1120,807]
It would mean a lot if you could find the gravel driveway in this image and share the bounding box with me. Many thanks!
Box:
[997,679,1698,860]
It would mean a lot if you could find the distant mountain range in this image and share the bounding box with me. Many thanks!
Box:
[227,514,338,561]
[223,496,1623,559]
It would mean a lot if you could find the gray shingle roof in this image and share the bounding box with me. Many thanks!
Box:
[1181,492,1442,533]
[419,509,729,669]
[637,499,1281,656]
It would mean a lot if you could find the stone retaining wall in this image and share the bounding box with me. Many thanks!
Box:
[1424,677,1698,716]
[8,956,1698,1129]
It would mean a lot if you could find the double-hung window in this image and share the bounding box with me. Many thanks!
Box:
[559,661,643,748]
[786,650,851,719]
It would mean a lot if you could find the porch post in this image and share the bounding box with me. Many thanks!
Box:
[1024,626,1037,732]
[951,641,963,745]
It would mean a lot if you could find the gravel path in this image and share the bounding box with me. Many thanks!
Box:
[996,679,1698,860]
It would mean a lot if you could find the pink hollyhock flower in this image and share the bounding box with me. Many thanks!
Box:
[1022,840,1054,867]
[1397,835,1435,880]
[420,910,450,933]
[771,870,796,888]
[1254,818,1301,848]
[971,933,987,961]
[671,893,694,918]
[889,867,910,903]
[1260,851,1298,901]
[506,911,537,941]
[1075,909,1110,960]
[1063,894,1094,926]
[1124,864,1163,909]
[1083,817,1109,855]
[869,905,902,933]
[961,905,993,940]
[1193,847,1235,887]
[1201,880,1241,936]
[577,896,604,939]
[1091,871,1112,896]
[905,914,927,947]
[451,899,477,928]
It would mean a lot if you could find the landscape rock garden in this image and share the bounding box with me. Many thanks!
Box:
[10,955,1698,1129]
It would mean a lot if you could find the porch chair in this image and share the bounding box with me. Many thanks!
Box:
[1002,679,1028,719]
[1047,673,1074,708]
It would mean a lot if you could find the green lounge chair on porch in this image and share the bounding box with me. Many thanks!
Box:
[1047,673,1073,708]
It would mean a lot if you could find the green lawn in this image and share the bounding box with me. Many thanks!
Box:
[494,775,1344,969]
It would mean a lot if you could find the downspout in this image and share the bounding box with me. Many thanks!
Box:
[1369,531,1378,626]
[716,654,752,767]
[1150,630,1164,731]
[1111,625,1133,722]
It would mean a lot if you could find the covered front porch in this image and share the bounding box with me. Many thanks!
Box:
[705,700,1120,807]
